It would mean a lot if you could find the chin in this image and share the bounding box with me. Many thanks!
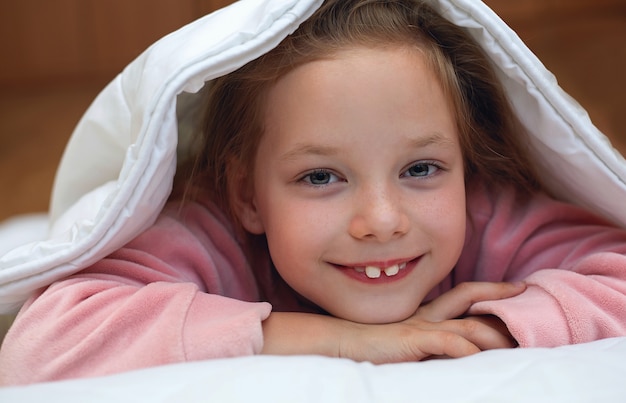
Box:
[332,306,416,325]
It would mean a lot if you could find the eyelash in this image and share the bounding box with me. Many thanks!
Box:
[401,161,443,178]
[298,161,443,187]
[299,169,341,186]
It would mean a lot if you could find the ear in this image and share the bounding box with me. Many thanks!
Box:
[229,167,265,235]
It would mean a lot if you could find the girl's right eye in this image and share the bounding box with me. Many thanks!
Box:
[300,170,339,186]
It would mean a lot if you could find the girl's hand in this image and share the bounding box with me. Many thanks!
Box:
[411,281,524,349]
[338,282,525,363]
[262,281,525,363]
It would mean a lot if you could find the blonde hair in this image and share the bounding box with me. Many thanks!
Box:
[180,0,543,224]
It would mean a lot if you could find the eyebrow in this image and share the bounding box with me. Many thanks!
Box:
[408,132,456,149]
[279,144,340,161]
[279,132,455,161]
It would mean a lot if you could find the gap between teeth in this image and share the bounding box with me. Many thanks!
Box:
[357,263,407,279]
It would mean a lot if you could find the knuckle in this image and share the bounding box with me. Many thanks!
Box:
[455,281,473,292]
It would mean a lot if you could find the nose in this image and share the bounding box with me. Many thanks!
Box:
[348,185,410,242]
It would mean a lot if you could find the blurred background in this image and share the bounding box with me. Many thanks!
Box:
[0,0,625,222]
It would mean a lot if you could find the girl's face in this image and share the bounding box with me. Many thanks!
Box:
[238,46,467,324]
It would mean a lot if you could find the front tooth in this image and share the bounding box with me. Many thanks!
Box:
[399,262,407,270]
[384,264,400,277]
[365,266,382,279]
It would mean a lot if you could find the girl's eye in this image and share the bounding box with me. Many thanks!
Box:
[301,170,339,186]
[403,162,440,178]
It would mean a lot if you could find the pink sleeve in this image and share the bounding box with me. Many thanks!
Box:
[0,200,271,385]
[462,187,626,347]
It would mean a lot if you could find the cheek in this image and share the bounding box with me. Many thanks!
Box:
[262,200,344,286]
[424,181,467,250]
[265,201,336,247]
[260,198,326,255]
[442,188,467,252]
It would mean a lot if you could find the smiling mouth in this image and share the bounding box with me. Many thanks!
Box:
[334,256,421,280]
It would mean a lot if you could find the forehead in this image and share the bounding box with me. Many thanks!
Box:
[261,45,458,149]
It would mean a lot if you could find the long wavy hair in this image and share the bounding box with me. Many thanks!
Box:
[177,0,544,227]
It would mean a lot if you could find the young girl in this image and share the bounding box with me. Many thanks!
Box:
[2,0,626,384]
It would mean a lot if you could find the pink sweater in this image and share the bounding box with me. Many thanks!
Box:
[2,185,626,384]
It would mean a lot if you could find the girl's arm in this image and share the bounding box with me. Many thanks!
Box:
[470,253,626,347]
[0,201,271,385]
[461,185,626,347]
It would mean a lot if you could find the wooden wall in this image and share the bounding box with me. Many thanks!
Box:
[0,0,233,87]
[1,0,624,87]
[0,0,623,86]
[488,0,624,27]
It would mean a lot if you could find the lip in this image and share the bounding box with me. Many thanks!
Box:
[333,256,421,284]
[343,257,414,269]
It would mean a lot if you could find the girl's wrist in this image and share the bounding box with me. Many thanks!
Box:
[261,311,353,358]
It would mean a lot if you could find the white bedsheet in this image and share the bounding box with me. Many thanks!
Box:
[2,337,625,402]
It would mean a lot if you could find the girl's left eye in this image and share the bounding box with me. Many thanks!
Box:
[402,162,440,178]
[301,170,339,186]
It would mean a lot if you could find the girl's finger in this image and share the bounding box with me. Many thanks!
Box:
[415,281,526,322]
[409,329,481,360]
[424,316,517,350]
